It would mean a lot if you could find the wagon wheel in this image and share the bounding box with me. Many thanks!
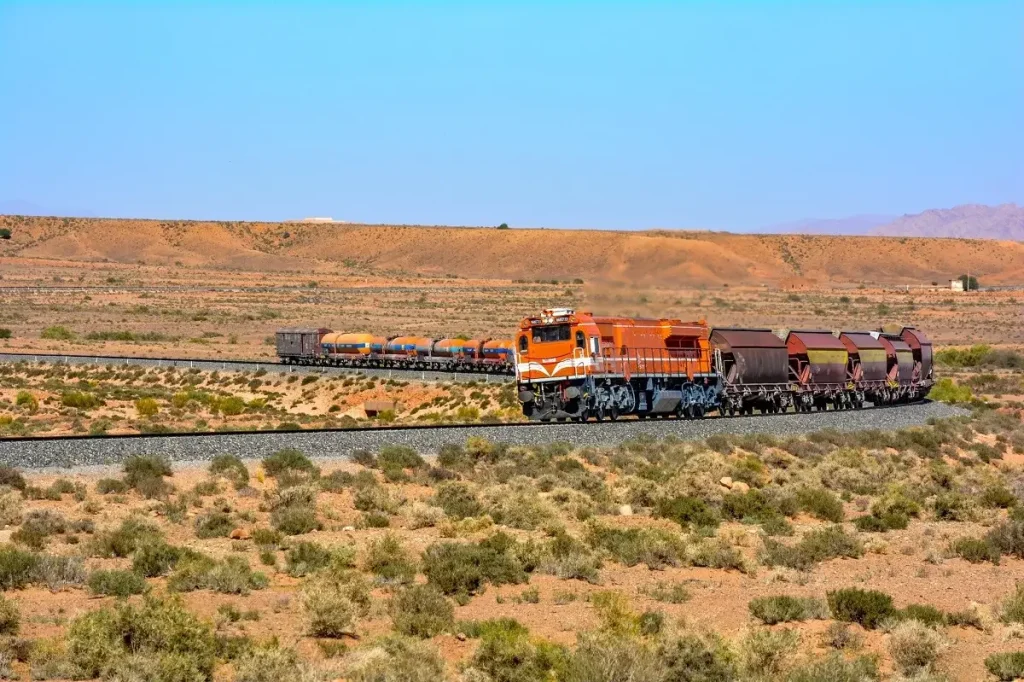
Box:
[609,406,619,421]
[594,405,605,422]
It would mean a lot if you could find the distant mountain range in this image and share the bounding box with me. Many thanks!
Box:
[752,203,1024,240]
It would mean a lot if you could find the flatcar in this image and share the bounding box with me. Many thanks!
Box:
[514,309,934,421]
[275,329,515,374]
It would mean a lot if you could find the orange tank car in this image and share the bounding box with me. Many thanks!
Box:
[515,308,719,421]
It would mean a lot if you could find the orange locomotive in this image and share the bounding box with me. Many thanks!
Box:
[515,308,721,421]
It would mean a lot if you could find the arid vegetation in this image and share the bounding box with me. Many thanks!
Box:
[0,361,517,437]
[0,385,1017,679]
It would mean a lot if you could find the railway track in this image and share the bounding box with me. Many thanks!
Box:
[0,400,966,470]
[0,351,513,383]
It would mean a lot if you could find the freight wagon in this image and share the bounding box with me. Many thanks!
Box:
[275,329,515,374]
[514,309,933,421]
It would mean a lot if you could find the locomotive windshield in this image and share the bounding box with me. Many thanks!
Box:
[532,324,571,343]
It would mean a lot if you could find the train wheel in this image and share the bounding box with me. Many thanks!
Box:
[609,406,619,421]
[595,406,605,422]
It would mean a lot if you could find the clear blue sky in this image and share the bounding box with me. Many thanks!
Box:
[1,1,1021,229]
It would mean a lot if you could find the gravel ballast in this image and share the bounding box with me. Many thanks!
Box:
[0,401,967,470]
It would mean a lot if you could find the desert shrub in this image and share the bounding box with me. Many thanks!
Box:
[252,527,283,548]
[795,487,845,522]
[262,448,318,478]
[760,525,863,570]
[64,595,216,680]
[301,572,372,637]
[422,534,528,596]
[0,466,26,492]
[377,445,426,470]
[585,523,683,570]
[209,454,249,489]
[538,531,602,582]
[720,488,781,524]
[951,536,1000,564]
[40,325,74,340]
[132,539,188,577]
[61,391,102,409]
[480,483,556,530]
[888,619,943,674]
[466,618,569,682]
[827,588,896,629]
[269,486,321,535]
[364,533,416,585]
[0,594,19,635]
[986,518,1024,559]
[168,554,268,595]
[564,631,657,682]
[14,391,37,413]
[986,651,1024,681]
[344,635,447,682]
[123,454,173,498]
[391,584,455,638]
[1000,583,1024,624]
[34,553,87,590]
[749,595,828,624]
[433,481,482,519]
[787,653,880,682]
[982,485,1018,509]
[96,477,128,494]
[91,516,163,558]
[657,630,739,682]
[928,377,973,403]
[738,627,799,678]
[88,569,149,597]
[0,545,40,590]
[853,511,909,532]
[933,492,972,521]
[194,510,235,539]
[134,397,160,417]
[318,469,355,492]
[642,582,691,604]
[13,509,66,549]
[897,603,947,628]
[656,495,720,530]
[233,646,324,682]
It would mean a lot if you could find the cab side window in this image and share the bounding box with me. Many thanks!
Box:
[575,331,585,349]
[519,335,529,353]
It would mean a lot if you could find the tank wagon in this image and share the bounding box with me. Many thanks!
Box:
[515,309,934,421]
[275,329,515,374]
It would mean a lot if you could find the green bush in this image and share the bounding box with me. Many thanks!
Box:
[1000,583,1024,624]
[0,545,40,589]
[91,517,163,558]
[377,445,426,470]
[61,391,102,409]
[565,631,658,682]
[585,523,682,570]
[168,554,268,595]
[986,651,1024,681]
[0,229,9,240]
[656,495,720,530]
[0,328,9,339]
[433,481,482,519]
[123,454,172,498]
[40,325,74,340]
[0,594,19,635]
[0,466,26,491]
[827,588,895,629]
[888,619,943,675]
[88,569,149,597]
[134,397,160,417]
[760,525,863,570]
[391,584,455,638]
[928,377,973,403]
[284,541,353,577]
[951,536,1001,564]
[64,595,216,680]
[209,454,250,489]
[748,595,828,624]
[467,618,568,682]
[262,448,318,478]
[986,518,1024,559]
[365,533,416,585]
[233,646,321,682]
[13,509,66,549]
[194,510,235,539]
[301,572,372,638]
[897,603,947,627]
[14,391,37,413]
[132,539,187,577]
[344,635,447,682]
[422,534,528,596]
[853,512,908,532]
[786,653,880,682]
[96,477,128,494]
[657,631,738,682]
[795,487,845,523]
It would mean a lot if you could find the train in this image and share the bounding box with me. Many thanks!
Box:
[275,328,516,373]
[514,308,933,422]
